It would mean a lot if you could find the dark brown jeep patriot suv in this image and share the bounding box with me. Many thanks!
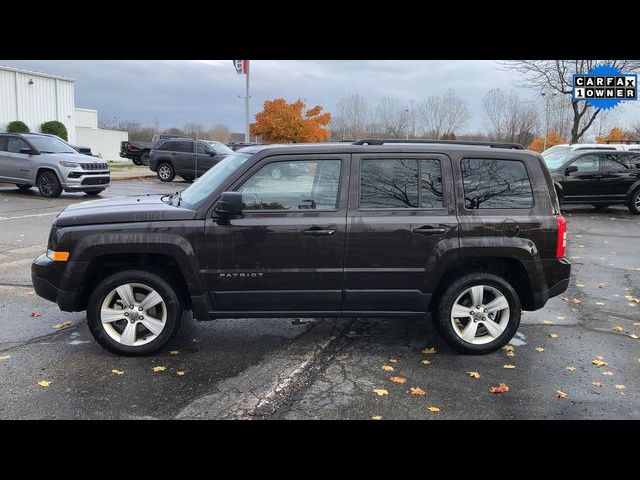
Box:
[32,139,571,356]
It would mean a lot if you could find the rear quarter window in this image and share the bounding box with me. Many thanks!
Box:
[461,158,534,209]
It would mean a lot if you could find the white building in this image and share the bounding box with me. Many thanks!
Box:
[0,64,127,161]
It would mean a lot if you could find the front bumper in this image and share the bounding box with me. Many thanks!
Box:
[62,170,110,191]
[31,254,83,312]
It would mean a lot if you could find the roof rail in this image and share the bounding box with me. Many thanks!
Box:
[352,139,525,150]
[604,140,640,144]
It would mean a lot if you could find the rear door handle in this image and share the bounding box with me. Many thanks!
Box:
[412,225,446,235]
[302,227,335,236]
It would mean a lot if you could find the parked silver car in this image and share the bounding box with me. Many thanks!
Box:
[0,133,110,198]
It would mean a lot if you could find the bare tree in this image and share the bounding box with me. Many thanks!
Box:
[482,89,538,146]
[375,98,409,138]
[183,123,207,139]
[332,94,372,140]
[503,60,640,143]
[419,89,470,139]
[207,124,232,143]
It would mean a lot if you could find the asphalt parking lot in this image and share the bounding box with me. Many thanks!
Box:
[0,178,639,419]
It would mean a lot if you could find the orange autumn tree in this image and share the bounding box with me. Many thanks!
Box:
[596,127,627,144]
[528,131,567,153]
[250,98,332,143]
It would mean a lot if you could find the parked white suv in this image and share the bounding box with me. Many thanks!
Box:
[543,143,640,155]
[0,133,110,198]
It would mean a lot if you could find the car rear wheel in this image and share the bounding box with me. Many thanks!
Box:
[87,270,182,356]
[435,273,521,354]
[629,189,640,215]
[157,162,175,182]
[16,184,32,191]
[37,171,63,198]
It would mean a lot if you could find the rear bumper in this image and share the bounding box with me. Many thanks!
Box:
[529,258,571,310]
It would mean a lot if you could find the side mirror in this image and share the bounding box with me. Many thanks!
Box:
[565,165,578,175]
[214,191,243,222]
[208,151,216,156]
[19,148,34,155]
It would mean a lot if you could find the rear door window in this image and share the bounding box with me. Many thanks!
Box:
[461,158,533,209]
[599,153,631,172]
[6,137,29,153]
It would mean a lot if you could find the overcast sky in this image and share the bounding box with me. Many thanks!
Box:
[2,60,640,134]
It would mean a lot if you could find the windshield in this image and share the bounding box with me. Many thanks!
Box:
[205,141,234,155]
[542,145,570,156]
[543,152,574,169]
[179,153,251,206]
[28,136,77,154]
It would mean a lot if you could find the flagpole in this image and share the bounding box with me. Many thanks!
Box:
[245,61,250,143]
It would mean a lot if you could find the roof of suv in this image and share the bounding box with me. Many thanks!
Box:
[240,139,531,155]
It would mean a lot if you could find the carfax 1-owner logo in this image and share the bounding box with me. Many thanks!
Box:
[573,64,638,109]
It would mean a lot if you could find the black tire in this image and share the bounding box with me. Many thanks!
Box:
[85,189,104,196]
[592,204,612,210]
[629,188,640,215]
[15,184,32,191]
[140,152,151,166]
[37,170,63,198]
[86,270,183,356]
[132,158,142,166]
[157,162,175,182]
[435,272,521,355]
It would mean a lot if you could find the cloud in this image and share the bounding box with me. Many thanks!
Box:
[1,60,638,135]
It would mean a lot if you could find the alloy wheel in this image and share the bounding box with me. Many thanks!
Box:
[158,165,172,180]
[450,285,510,345]
[100,283,167,346]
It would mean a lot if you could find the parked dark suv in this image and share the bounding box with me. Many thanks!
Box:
[32,140,571,356]
[544,149,640,214]
[149,138,233,182]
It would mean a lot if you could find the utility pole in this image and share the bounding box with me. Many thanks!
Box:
[542,90,550,151]
[245,62,250,143]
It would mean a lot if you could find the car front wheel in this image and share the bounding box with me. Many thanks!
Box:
[37,171,63,198]
[435,273,521,354]
[87,270,182,356]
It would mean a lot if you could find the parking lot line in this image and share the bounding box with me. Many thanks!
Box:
[0,212,60,221]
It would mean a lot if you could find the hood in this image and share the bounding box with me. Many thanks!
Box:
[44,152,101,163]
[54,194,197,227]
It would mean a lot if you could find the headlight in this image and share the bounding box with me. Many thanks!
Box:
[59,160,80,168]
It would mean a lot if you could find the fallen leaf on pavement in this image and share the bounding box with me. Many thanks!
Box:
[556,390,568,399]
[503,345,515,352]
[549,333,559,339]
[381,365,394,371]
[535,347,545,352]
[543,320,553,325]
[27,290,35,295]
[111,369,124,375]
[506,350,515,357]
[37,380,52,387]
[592,358,608,367]
[503,364,516,369]
[615,384,626,389]
[389,358,398,363]
[612,326,624,332]
[409,387,426,396]
[427,406,440,413]
[152,366,166,372]
[629,334,639,339]
[596,302,604,306]
[52,320,73,329]
[420,359,431,365]
[373,389,388,396]
[557,316,565,320]
[576,284,585,288]
[390,376,407,384]
[176,371,186,376]
[592,381,603,387]
[169,350,179,355]
[30,311,42,317]
[602,371,613,376]
[466,371,481,379]
[489,383,509,394]
[572,298,581,304]
[371,415,383,420]
[566,366,576,371]
[422,347,437,355]
[0,355,10,361]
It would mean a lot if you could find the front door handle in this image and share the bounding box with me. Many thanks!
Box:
[412,225,446,235]
[301,227,335,236]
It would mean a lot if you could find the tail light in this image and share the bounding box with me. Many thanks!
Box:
[556,215,567,259]
[127,144,132,151]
